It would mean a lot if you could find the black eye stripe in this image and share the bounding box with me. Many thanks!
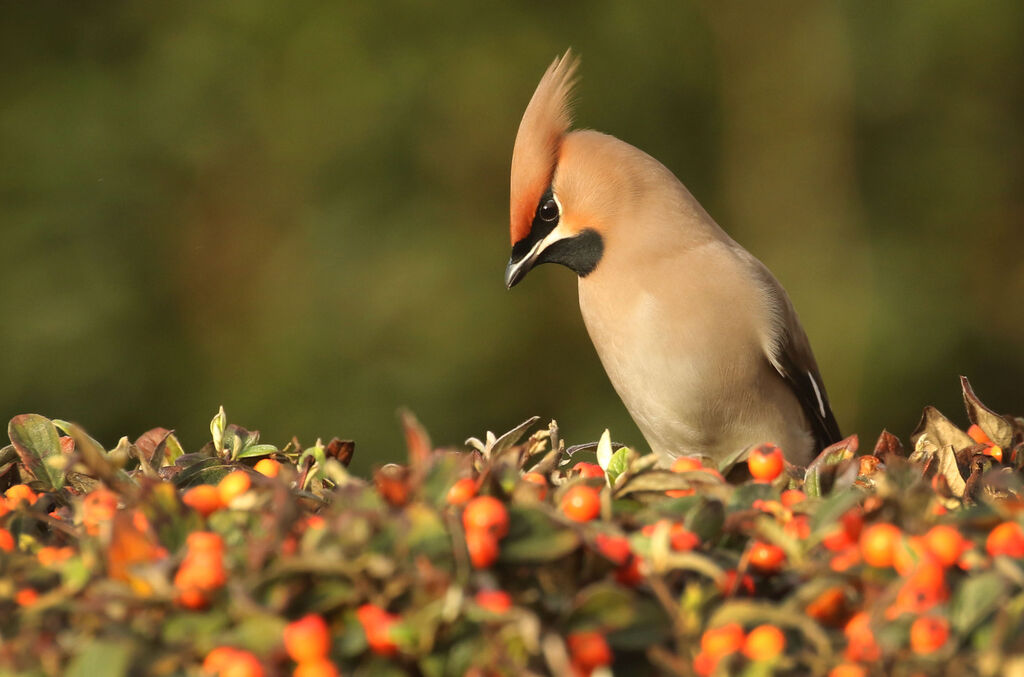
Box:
[510,187,559,260]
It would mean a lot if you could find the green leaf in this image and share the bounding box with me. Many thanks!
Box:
[65,640,133,677]
[684,497,725,543]
[235,443,278,460]
[595,429,613,475]
[499,507,581,563]
[8,414,65,490]
[569,583,636,630]
[951,571,1006,635]
[210,406,227,455]
[605,446,633,486]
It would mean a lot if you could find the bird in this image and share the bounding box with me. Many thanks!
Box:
[504,50,841,466]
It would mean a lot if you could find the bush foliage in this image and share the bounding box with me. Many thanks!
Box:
[2,377,1024,676]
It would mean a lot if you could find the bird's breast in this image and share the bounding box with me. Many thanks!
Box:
[576,243,809,462]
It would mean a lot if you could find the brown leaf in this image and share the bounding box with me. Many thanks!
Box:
[872,430,904,458]
[961,376,1014,449]
[134,428,172,463]
[921,444,967,498]
[910,406,974,452]
[325,438,355,467]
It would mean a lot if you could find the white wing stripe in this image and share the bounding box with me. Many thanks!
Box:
[807,370,826,419]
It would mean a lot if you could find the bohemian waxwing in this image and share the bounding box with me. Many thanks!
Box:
[504,51,841,466]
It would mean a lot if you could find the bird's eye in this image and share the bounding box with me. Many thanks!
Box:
[538,197,559,222]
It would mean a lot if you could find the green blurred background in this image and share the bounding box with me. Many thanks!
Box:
[3,1,1023,473]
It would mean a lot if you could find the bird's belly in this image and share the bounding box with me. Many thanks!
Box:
[580,289,812,464]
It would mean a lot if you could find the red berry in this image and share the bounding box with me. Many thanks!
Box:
[462,496,509,538]
[465,528,500,568]
[561,485,601,522]
[567,631,612,670]
[283,614,331,663]
[748,444,784,482]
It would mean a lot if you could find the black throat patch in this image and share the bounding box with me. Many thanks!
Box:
[535,228,604,277]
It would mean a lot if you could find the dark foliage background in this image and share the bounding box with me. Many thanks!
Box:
[3,1,1022,474]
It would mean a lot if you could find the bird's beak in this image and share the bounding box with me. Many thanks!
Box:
[504,253,534,289]
[504,225,566,289]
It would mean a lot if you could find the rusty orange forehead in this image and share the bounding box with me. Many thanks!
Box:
[509,50,578,245]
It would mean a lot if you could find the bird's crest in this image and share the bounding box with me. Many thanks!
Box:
[510,50,579,245]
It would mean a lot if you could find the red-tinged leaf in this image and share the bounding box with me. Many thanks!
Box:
[872,430,904,458]
[374,464,411,506]
[804,434,858,497]
[961,376,1014,449]
[8,414,65,490]
[400,410,431,465]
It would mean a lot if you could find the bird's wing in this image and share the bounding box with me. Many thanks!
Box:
[748,259,843,451]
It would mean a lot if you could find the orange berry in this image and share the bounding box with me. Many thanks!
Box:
[567,631,612,670]
[966,423,993,445]
[177,586,209,609]
[574,462,605,479]
[829,664,867,677]
[671,456,704,472]
[203,646,242,674]
[780,489,806,507]
[521,472,548,499]
[253,458,281,477]
[37,545,74,566]
[283,614,331,663]
[893,536,931,576]
[748,541,786,572]
[806,586,848,626]
[187,530,225,553]
[986,521,1024,557]
[561,485,601,522]
[356,604,398,656]
[701,622,745,657]
[217,470,252,505]
[594,533,632,565]
[843,612,880,662]
[292,658,339,677]
[0,528,14,552]
[922,524,968,567]
[462,496,509,539]
[860,523,903,568]
[446,477,478,505]
[82,488,119,534]
[5,484,38,506]
[742,624,786,661]
[984,445,1004,463]
[465,528,500,568]
[823,509,863,552]
[910,615,949,654]
[748,444,785,482]
[830,547,862,572]
[692,651,718,677]
[669,524,700,551]
[15,588,38,607]
[474,589,512,614]
[304,515,326,530]
[785,514,811,540]
[217,649,264,677]
[183,485,223,517]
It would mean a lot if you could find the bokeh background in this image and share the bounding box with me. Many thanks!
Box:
[3,1,1023,474]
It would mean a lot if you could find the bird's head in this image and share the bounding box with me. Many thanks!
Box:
[505,50,618,289]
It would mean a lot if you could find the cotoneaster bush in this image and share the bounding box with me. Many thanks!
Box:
[1,378,1024,676]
